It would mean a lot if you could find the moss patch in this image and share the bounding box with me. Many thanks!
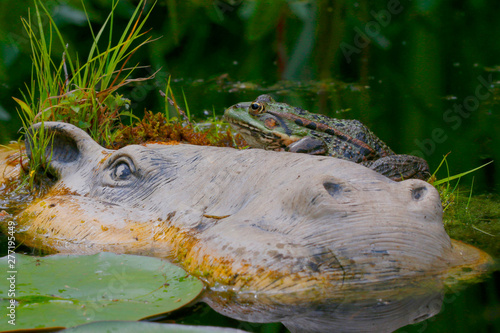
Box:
[443,192,500,259]
[112,111,247,149]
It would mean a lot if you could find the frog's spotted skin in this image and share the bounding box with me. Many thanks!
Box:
[224,94,430,181]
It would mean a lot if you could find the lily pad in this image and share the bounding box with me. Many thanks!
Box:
[0,253,204,331]
[60,321,249,332]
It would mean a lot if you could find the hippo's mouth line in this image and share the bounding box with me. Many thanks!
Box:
[56,192,122,208]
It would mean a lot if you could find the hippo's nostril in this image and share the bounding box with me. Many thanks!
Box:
[323,182,342,197]
[411,186,427,201]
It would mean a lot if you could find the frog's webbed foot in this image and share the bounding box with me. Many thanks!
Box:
[286,136,327,155]
[370,155,431,181]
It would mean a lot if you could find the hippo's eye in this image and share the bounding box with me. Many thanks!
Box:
[114,162,131,180]
[249,102,265,115]
[109,156,136,183]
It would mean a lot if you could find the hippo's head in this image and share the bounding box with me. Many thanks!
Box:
[6,122,490,303]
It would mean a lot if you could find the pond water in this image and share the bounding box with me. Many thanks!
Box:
[0,0,499,332]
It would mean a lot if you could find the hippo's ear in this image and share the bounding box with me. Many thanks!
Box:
[25,122,105,177]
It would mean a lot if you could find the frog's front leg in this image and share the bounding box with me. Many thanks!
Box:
[286,136,327,155]
[369,155,431,181]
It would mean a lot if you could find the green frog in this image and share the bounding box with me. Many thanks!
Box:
[224,94,430,181]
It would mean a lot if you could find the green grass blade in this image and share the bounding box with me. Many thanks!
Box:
[433,160,494,186]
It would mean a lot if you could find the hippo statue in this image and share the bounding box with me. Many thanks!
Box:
[0,122,492,331]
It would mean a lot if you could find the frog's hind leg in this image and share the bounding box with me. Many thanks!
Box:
[369,155,431,181]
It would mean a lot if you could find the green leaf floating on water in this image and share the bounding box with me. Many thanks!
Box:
[60,321,249,332]
[0,253,204,331]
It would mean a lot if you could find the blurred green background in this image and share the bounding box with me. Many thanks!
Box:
[0,0,499,193]
[0,1,499,332]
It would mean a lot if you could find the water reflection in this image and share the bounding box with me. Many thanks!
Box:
[203,277,449,333]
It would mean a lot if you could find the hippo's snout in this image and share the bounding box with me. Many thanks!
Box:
[400,179,443,224]
[404,179,434,202]
[411,185,428,201]
[265,169,450,277]
[323,181,343,197]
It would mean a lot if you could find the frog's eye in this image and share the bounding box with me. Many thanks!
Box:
[249,102,265,115]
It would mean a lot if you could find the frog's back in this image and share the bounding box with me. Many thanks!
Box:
[294,107,394,162]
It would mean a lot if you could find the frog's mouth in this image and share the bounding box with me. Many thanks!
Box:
[227,119,285,150]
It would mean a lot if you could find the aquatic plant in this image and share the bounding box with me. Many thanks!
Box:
[428,154,498,257]
[13,0,155,187]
